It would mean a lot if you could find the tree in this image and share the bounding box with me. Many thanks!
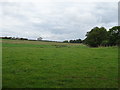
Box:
[63,40,69,43]
[69,39,82,43]
[69,40,75,43]
[108,26,120,46]
[101,40,109,47]
[84,27,108,47]
[37,37,42,41]
[76,39,82,43]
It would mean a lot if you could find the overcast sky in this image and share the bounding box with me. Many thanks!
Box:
[0,0,118,41]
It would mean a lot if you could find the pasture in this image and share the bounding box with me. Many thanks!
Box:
[2,39,118,88]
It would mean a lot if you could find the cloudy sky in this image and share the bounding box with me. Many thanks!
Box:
[0,0,118,41]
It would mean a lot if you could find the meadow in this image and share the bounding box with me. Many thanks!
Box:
[2,39,118,88]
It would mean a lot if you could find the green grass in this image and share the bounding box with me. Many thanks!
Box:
[2,39,118,88]
[2,43,54,48]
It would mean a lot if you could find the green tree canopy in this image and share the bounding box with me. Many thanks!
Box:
[108,26,120,46]
[84,27,108,47]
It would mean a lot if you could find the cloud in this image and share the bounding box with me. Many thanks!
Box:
[0,1,118,41]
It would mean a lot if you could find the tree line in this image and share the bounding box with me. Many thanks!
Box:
[63,39,82,43]
[1,26,120,47]
[0,37,28,40]
[63,26,120,47]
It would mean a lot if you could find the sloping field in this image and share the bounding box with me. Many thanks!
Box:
[2,39,118,88]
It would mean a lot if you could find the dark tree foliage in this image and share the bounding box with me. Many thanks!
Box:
[19,38,28,40]
[63,39,82,43]
[84,26,120,47]
[63,40,69,43]
[84,27,108,47]
[2,37,12,39]
[76,39,82,43]
[1,37,28,40]
[108,26,120,46]
[69,39,82,43]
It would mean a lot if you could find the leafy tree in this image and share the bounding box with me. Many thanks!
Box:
[63,40,69,43]
[108,26,120,46]
[37,37,42,41]
[70,40,74,43]
[101,40,109,47]
[76,39,82,43]
[69,39,82,43]
[84,27,108,47]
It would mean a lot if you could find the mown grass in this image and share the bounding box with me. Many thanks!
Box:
[2,39,118,88]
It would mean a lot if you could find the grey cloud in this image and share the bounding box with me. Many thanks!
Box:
[0,1,118,41]
[94,2,117,23]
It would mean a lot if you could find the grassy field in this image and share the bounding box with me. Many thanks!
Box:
[2,39,118,88]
